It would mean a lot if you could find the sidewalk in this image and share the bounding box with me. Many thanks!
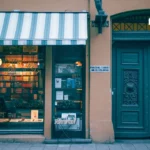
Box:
[0,142,150,150]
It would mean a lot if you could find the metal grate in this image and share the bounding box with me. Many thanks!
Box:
[112,14,150,32]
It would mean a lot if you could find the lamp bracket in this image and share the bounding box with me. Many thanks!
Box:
[92,20,109,27]
[91,13,109,34]
[93,0,109,34]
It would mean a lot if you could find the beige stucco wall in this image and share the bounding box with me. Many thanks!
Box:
[0,0,150,143]
[0,0,89,12]
[90,0,150,143]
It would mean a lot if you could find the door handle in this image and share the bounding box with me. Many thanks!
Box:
[112,88,116,95]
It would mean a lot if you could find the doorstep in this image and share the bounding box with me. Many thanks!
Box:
[44,138,92,144]
[116,139,150,144]
[0,134,45,143]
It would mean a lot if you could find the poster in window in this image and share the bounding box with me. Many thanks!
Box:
[56,91,63,100]
[55,64,76,74]
[31,110,38,119]
[23,46,38,53]
[55,78,62,88]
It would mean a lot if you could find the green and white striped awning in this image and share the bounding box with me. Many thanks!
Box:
[0,12,87,45]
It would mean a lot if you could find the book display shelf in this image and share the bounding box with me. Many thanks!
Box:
[53,62,85,138]
[0,46,45,124]
[51,46,86,138]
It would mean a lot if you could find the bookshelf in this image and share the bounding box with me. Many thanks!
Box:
[53,63,84,132]
[0,46,45,113]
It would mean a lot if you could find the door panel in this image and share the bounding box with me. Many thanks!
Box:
[52,46,86,138]
[112,42,149,138]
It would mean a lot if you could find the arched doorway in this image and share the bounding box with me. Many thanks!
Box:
[112,10,150,138]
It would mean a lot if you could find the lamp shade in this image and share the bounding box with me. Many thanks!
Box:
[0,58,2,66]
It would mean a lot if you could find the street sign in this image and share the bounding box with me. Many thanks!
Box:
[90,65,110,72]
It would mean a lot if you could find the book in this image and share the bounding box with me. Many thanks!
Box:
[67,78,75,88]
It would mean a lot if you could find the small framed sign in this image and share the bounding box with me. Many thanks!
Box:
[23,46,38,53]
[55,78,62,88]
[56,91,63,100]
[31,110,38,119]
[90,65,110,72]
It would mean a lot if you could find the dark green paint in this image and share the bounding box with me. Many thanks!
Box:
[112,42,150,138]
[52,46,86,139]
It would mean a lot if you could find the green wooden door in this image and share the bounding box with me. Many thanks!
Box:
[112,42,149,138]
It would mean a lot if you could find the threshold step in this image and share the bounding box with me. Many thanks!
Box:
[44,138,92,144]
[116,139,150,144]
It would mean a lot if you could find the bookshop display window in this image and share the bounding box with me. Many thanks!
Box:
[52,46,85,138]
[0,46,45,131]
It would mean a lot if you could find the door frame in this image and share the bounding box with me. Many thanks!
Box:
[111,10,150,138]
[51,46,86,139]
[112,41,150,138]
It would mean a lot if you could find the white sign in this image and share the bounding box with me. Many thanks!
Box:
[64,95,68,100]
[55,78,62,88]
[90,65,110,72]
[31,110,38,119]
[56,91,63,100]
[62,113,76,120]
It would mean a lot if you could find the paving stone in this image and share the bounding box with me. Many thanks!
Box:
[29,146,45,150]
[17,143,32,148]
[44,144,58,150]
[83,144,96,150]
[70,144,84,150]
[145,144,150,149]
[133,144,149,150]
[108,144,123,150]
[44,147,57,150]
[2,143,20,150]
[31,143,45,147]
[56,144,71,150]
[96,144,109,150]
[0,143,9,149]
[16,148,30,150]
[121,144,135,150]
[3,148,17,150]
[4,143,20,148]
[44,144,58,147]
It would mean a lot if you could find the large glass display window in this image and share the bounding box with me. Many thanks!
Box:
[0,46,45,133]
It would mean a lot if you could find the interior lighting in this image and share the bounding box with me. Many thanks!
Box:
[0,58,2,66]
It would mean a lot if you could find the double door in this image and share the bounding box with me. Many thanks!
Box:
[112,42,150,138]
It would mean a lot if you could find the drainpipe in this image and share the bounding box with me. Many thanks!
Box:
[87,0,91,139]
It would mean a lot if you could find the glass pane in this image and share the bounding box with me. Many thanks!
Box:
[54,61,83,132]
[0,46,45,128]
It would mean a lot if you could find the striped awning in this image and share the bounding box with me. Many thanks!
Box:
[0,12,87,45]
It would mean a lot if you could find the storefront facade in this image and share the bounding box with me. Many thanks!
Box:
[0,11,88,141]
[0,0,149,143]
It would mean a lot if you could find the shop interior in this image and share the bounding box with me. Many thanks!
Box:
[0,46,45,132]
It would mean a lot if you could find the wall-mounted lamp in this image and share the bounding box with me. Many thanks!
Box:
[75,61,82,66]
[0,58,2,66]
[92,0,109,34]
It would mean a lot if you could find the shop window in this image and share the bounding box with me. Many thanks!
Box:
[0,46,45,131]
[52,46,85,138]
